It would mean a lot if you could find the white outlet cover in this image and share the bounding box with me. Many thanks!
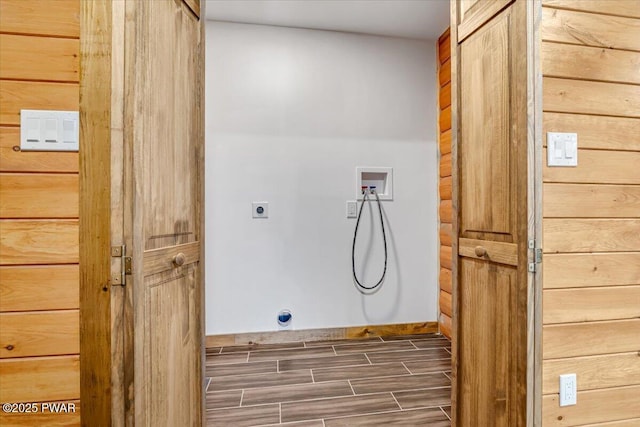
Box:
[547,132,578,167]
[559,373,577,407]
[252,202,269,218]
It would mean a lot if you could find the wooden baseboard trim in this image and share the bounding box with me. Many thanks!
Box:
[206,321,439,348]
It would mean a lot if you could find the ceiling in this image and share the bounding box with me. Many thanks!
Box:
[205,0,450,41]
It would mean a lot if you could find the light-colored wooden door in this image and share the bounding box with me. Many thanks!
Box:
[80,0,204,425]
[451,0,539,425]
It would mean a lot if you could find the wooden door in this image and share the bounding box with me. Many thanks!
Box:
[80,0,205,425]
[450,0,539,425]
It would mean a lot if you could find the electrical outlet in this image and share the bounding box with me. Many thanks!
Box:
[252,202,269,218]
[559,374,577,406]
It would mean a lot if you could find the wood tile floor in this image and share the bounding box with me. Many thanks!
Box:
[205,333,452,426]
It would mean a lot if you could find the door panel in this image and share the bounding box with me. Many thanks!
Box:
[127,0,204,425]
[148,267,197,426]
[452,0,532,425]
[460,11,513,239]
[458,0,513,42]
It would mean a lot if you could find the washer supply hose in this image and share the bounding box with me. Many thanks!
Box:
[351,188,388,291]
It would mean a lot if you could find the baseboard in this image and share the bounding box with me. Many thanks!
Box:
[206,321,439,348]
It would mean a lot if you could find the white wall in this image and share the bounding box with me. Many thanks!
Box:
[205,21,439,335]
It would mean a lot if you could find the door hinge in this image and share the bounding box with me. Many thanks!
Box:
[111,245,132,286]
[528,240,543,273]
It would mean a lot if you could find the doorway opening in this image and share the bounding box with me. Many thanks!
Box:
[202,1,452,425]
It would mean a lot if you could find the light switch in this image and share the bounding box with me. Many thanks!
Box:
[547,132,578,167]
[20,110,79,152]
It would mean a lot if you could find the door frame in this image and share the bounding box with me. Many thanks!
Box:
[448,1,543,425]
[79,0,542,424]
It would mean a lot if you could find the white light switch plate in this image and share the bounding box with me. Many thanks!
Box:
[547,132,577,167]
[20,109,79,152]
[346,201,357,218]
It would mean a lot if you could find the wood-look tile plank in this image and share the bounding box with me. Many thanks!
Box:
[403,359,451,374]
[381,334,442,341]
[259,421,325,427]
[205,389,242,410]
[324,407,451,426]
[304,337,383,347]
[393,387,451,410]
[221,341,305,353]
[350,372,450,394]
[367,348,451,364]
[249,346,335,362]
[206,352,249,365]
[206,404,280,427]
[281,393,399,423]
[333,340,415,355]
[206,360,277,378]
[209,369,312,392]
[313,363,409,383]
[242,380,353,406]
[442,406,452,420]
[279,354,369,372]
[410,339,451,349]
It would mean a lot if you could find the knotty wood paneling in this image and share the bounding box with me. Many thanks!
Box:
[0,80,79,126]
[542,8,639,423]
[0,220,78,265]
[543,319,640,359]
[543,113,640,152]
[0,34,79,82]
[543,253,640,288]
[543,149,640,185]
[544,184,640,218]
[544,219,640,253]
[0,310,79,358]
[541,7,640,51]
[542,385,640,425]
[543,77,640,118]
[0,265,79,312]
[0,174,79,218]
[0,401,80,427]
[0,127,78,173]
[0,356,80,403]
[541,42,640,85]
[0,0,80,38]
[543,352,640,394]
[543,286,640,323]
[542,0,640,18]
[437,29,452,339]
[0,1,81,413]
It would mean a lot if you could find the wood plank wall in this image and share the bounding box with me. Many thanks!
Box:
[0,1,81,425]
[437,29,453,339]
[540,1,640,425]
